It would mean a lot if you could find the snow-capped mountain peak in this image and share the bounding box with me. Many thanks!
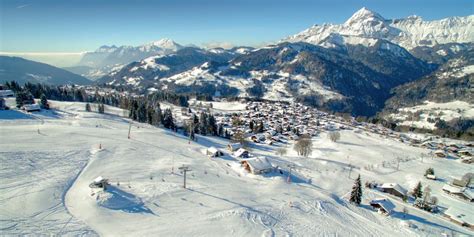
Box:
[283,7,474,50]
[144,38,183,51]
[344,7,385,25]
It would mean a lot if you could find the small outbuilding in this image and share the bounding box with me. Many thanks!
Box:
[233,148,249,159]
[206,147,224,158]
[240,157,273,174]
[369,198,395,215]
[22,104,41,112]
[89,176,109,190]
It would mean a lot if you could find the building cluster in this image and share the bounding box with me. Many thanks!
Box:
[210,101,355,144]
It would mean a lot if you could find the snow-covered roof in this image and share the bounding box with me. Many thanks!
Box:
[207,146,220,154]
[22,104,41,111]
[445,206,474,225]
[234,148,248,157]
[94,176,104,183]
[442,184,463,193]
[369,198,395,213]
[244,157,272,172]
[380,183,407,195]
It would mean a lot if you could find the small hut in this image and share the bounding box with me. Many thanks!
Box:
[233,148,249,159]
[369,198,395,215]
[206,147,224,158]
[89,176,109,191]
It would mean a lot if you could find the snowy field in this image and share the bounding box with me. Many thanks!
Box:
[1,100,473,236]
[388,100,474,130]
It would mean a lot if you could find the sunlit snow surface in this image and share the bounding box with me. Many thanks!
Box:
[1,99,472,236]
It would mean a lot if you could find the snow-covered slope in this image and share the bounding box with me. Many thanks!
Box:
[284,7,474,50]
[1,99,473,236]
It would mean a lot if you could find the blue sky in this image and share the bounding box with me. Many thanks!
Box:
[0,0,472,66]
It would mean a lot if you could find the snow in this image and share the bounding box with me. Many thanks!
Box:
[1,100,473,236]
[388,101,474,130]
[283,8,473,50]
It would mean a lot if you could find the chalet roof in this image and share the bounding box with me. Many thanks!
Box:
[244,157,272,172]
[380,183,407,195]
[234,148,248,157]
[207,146,220,154]
[369,198,395,213]
[442,184,463,193]
[445,206,474,225]
[23,104,41,111]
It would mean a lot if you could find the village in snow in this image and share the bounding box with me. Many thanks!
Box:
[1,88,473,236]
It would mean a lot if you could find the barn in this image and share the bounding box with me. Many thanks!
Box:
[380,183,407,199]
[240,157,273,174]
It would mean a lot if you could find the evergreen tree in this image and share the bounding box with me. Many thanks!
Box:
[424,168,434,176]
[136,102,147,122]
[152,106,162,126]
[412,181,423,199]
[98,104,105,114]
[85,103,91,112]
[218,124,224,137]
[199,112,208,135]
[162,108,175,129]
[40,94,49,109]
[208,114,217,135]
[15,90,25,108]
[349,175,362,205]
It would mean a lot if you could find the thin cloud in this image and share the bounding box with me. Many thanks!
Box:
[202,42,235,49]
[16,4,30,9]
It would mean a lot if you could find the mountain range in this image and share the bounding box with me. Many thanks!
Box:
[0,56,91,85]
[96,8,473,116]
[5,7,473,119]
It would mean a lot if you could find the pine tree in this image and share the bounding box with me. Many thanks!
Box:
[412,181,423,199]
[349,175,362,205]
[208,114,217,135]
[40,94,49,109]
[162,108,175,129]
[199,112,208,135]
[424,168,434,176]
[15,90,25,108]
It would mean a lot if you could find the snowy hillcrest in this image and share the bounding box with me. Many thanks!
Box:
[284,7,474,50]
[75,39,184,79]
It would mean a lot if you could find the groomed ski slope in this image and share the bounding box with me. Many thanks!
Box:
[1,100,472,236]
